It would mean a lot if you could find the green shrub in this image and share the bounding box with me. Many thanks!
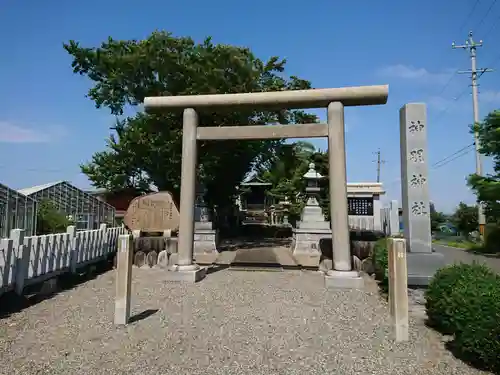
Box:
[452,277,500,372]
[372,238,388,284]
[425,262,498,335]
[482,223,500,254]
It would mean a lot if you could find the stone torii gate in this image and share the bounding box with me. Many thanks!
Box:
[144,85,389,288]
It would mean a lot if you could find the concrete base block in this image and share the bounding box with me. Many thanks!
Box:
[194,253,219,265]
[194,229,219,265]
[407,252,445,286]
[319,258,333,273]
[292,228,330,268]
[293,252,321,267]
[325,270,364,289]
[40,278,59,296]
[168,253,179,267]
[164,265,207,283]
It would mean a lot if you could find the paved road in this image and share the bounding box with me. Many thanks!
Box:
[433,244,500,273]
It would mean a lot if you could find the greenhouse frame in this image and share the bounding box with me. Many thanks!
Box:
[18,181,116,231]
[0,182,37,238]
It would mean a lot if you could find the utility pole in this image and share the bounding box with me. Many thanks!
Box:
[452,31,493,237]
[373,149,385,183]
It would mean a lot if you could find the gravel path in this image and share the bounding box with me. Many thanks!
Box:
[0,267,489,375]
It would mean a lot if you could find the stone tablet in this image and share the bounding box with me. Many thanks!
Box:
[146,251,158,268]
[124,192,180,232]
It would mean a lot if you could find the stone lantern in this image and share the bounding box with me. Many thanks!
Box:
[278,196,291,225]
[291,162,331,268]
[195,181,210,225]
[303,162,323,206]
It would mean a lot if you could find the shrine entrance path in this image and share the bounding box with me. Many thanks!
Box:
[215,238,297,268]
[1,267,485,374]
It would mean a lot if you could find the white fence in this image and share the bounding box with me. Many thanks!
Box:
[0,224,127,297]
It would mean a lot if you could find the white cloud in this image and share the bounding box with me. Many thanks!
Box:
[0,122,66,143]
[376,64,454,85]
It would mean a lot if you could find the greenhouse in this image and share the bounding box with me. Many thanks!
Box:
[18,181,116,231]
[0,182,37,238]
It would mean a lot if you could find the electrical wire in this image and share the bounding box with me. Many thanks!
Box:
[432,143,475,169]
[459,0,482,33]
[385,143,476,187]
[474,0,498,32]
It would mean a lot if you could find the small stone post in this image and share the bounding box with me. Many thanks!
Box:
[12,229,28,295]
[388,238,409,342]
[115,234,133,325]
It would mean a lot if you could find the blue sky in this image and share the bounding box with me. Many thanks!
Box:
[1,0,499,213]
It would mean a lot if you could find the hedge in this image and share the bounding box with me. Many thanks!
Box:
[452,287,500,372]
[425,262,500,372]
[425,262,498,334]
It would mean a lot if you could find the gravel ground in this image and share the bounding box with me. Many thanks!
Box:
[0,267,490,375]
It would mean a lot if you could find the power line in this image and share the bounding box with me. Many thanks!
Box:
[474,0,498,32]
[482,6,500,37]
[431,1,497,123]
[429,1,483,119]
[385,143,477,187]
[459,0,482,33]
[432,143,475,169]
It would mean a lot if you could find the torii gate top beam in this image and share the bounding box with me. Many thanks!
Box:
[143,84,389,112]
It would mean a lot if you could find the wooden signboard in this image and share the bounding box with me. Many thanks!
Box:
[124,192,180,232]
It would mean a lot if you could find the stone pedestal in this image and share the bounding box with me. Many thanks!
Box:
[407,252,445,286]
[292,228,329,267]
[325,270,364,289]
[194,223,219,264]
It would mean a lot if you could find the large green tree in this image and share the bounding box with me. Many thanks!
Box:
[468,110,500,221]
[64,31,317,209]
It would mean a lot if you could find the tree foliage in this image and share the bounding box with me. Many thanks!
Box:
[36,199,72,235]
[430,202,447,232]
[64,31,317,209]
[255,143,331,220]
[468,110,500,220]
[451,202,478,235]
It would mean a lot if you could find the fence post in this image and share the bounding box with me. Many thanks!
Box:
[12,229,28,295]
[388,237,409,342]
[115,234,133,325]
[67,225,78,273]
[100,223,108,256]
